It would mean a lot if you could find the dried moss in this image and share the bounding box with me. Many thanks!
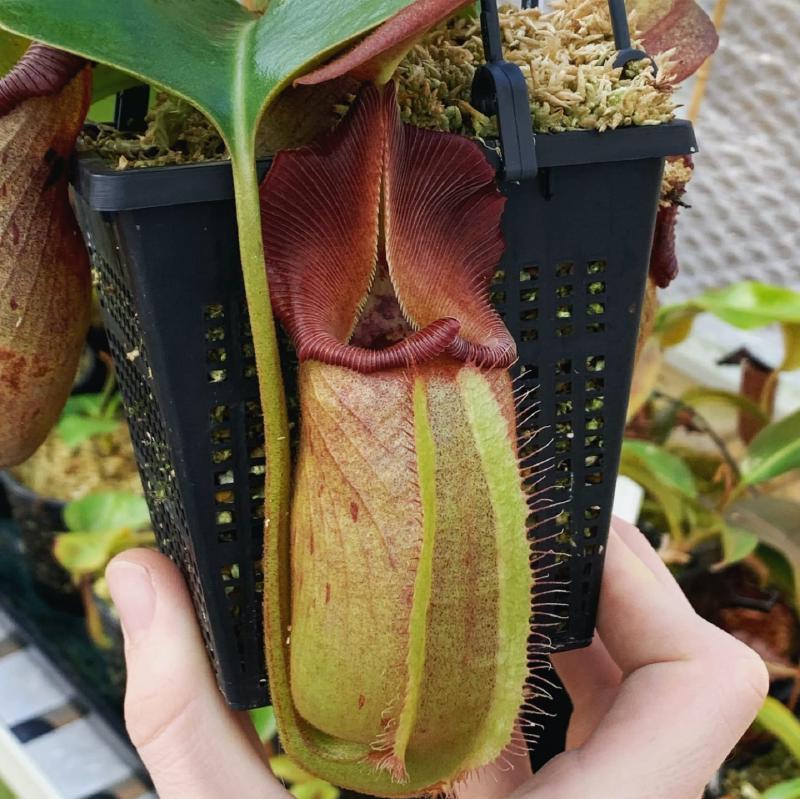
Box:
[11,424,142,501]
[83,0,679,170]
[396,0,677,136]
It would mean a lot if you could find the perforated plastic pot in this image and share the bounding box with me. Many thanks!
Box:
[71,117,696,709]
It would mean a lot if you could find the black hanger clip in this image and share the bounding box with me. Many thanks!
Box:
[471,0,537,183]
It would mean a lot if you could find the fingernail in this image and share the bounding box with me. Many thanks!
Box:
[106,561,155,643]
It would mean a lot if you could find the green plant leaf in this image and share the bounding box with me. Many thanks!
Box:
[249,705,277,743]
[621,439,698,498]
[54,527,154,577]
[61,392,105,417]
[763,778,800,799]
[64,492,151,533]
[719,523,759,568]
[658,282,800,345]
[0,0,417,140]
[741,408,800,486]
[680,387,770,426]
[727,496,800,610]
[91,64,140,102]
[56,415,120,449]
[756,697,800,765]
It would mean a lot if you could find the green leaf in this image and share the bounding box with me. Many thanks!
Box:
[681,387,770,426]
[763,778,800,799]
[61,392,105,417]
[621,439,698,498]
[56,415,120,449]
[64,492,151,533]
[727,497,800,610]
[741,408,800,486]
[91,64,140,102]
[249,705,277,743]
[719,523,759,568]
[54,527,154,577]
[0,0,417,142]
[756,697,800,765]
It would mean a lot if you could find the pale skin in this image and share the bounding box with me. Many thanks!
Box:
[106,519,768,799]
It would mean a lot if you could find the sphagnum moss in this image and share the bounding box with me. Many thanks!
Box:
[82,0,679,169]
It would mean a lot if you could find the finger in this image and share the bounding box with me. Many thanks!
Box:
[106,550,288,799]
[611,517,690,606]
[455,725,533,799]
[516,530,769,799]
[551,637,620,749]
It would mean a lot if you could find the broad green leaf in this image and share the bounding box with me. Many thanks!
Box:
[756,697,800,765]
[727,497,800,610]
[618,458,687,539]
[56,415,120,449]
[681,387,770,426]
[64,492,151,533]
[54,527,155,577]
[0,0,417,142]
[719,523,759,568]
[621,439,697,498]
[91,64,141,103]
[764,778,800,799]
[741,408,800,486]
[249,705,277,743]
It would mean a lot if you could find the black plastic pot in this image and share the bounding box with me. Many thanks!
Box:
[0,471,80,613]
[71,1,696,709]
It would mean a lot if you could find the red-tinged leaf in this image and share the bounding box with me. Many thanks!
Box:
[296,0,469,87]
[0,47,92,466]
[261,83,511,373]
[649,154,693,288]
[631,0,719,83]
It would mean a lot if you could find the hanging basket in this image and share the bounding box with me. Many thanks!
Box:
[71,1,696,710]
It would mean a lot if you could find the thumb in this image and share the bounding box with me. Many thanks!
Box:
[106,549,287,799]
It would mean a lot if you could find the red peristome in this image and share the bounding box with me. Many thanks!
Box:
[0,43,85,116]
[297,316,461,373]
[260,83,513,374]
[639,0,718,84]
[295,0,470,87]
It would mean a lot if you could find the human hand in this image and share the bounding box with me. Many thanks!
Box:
[106,519,768,799]
[462,519,769,799]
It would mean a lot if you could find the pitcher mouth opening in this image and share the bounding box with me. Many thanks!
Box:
[261,82,517,375]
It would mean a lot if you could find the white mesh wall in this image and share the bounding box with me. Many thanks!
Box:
[668,0,800,301]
